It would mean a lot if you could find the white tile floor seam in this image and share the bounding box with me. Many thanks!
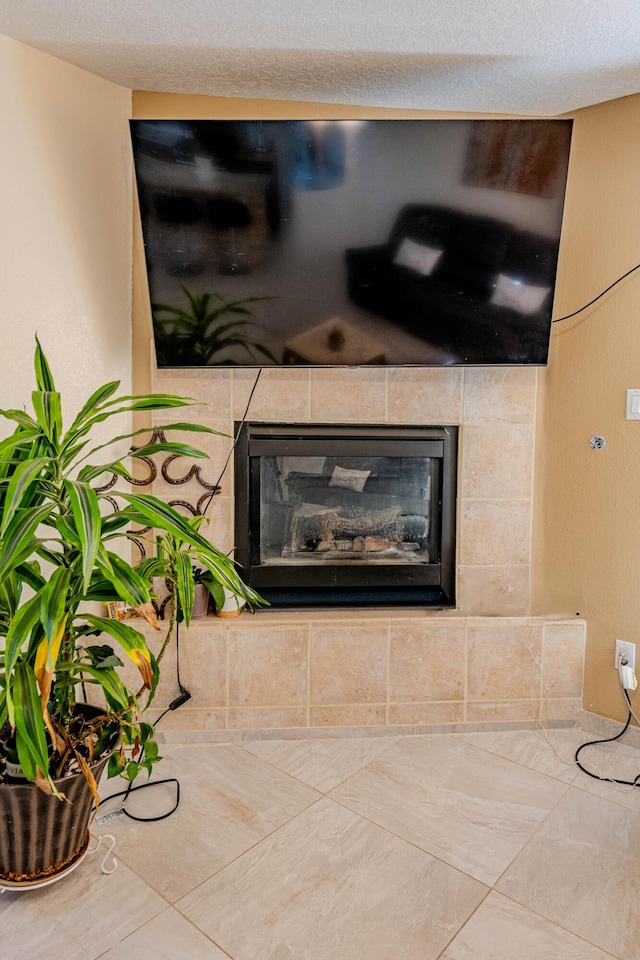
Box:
[2,729,640,960]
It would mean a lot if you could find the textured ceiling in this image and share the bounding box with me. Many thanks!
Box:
[1,0,640,115]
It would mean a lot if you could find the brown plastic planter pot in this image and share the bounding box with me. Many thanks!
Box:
[0,704,118,886]
[0,753,111,885]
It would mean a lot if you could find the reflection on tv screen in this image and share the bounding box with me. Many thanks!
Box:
[130,118,572,367]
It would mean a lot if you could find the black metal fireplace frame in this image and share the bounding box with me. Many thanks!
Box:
[234,422,458,608]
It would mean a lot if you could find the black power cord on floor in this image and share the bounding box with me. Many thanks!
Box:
[574,665,640,787]
[95,620,190,824]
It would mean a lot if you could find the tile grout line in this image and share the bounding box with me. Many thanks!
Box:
[432,888,492,960]
[489,775,574,895]
[384,365,389,422]
[494,871,622,960]
[463,618,469,722]
[306,623,311,728]
[538,621,545,720]
[171,787,327,908]
[385,619,391,726]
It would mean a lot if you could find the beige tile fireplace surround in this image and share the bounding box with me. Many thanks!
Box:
[145,363,585,736]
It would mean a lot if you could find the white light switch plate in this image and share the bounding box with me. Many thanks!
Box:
[627,389,640,419]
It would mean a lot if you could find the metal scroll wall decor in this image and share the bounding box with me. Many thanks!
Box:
[93,428,220,618]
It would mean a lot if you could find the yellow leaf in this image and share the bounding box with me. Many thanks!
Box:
[75,752,101,809]
[35,615,68,689]
[35,638,48,685]
[129,648,153,689]
[37,666,53,705]
[46,616,68,671]
[34,767,68,802]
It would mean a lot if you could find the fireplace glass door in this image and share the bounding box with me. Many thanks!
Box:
[235,424,457,608]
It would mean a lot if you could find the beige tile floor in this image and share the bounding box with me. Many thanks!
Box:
[3,728,640,959]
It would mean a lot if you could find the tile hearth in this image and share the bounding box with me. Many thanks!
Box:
[134,614,585,735]
[3,728,640,960]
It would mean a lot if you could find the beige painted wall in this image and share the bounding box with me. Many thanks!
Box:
[0,34,132,432]
[532,93,640,721]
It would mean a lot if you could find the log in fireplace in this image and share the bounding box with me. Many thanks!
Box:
[234,423,458,608]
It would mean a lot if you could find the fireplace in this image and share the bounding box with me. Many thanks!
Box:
[234,423,458,608]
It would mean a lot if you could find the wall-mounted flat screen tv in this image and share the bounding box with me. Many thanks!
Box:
[130,118,572,367]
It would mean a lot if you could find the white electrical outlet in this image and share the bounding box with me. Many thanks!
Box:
[615,639,636,672]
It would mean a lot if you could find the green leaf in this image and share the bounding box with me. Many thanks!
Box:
[74,614,158,700]
[34,544,66,568]
[60,394,199,457]
[136,556,168,581]
[76,614,153,654]
[175,549,195,627]
[121,493,263,608]
[0,575,21,620]
[72,421,225,473]
[97,550,152,606]
[100,510,139,536]
[15,727,37,781]
[0,428,41,466]
[58,661,130,711]
[14,661,54,791]
[0,409,40,431]
[68,380,121,433]
[13,560,46,593]
[154,422,229,436]
[84,645,125,669]
[96,391,198,410]
[130,441,209,460]
[34,335,56,391]
[31,390,62,442]
[3,594,42,713]
[142,739,159,762]
[81,396,197,427]
[118,492,206,541]
[206,579,226,611]
[55,512,81,548]
[0,504,53,585]
[63,479,101,592]
[124,760,140,782]
[1,456,50,536]
[40,566,72,667]
[139,722,155,742]
[108,752,126,778]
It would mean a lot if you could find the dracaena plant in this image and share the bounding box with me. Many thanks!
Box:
[0,338,262,801]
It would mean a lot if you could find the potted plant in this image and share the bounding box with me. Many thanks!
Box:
[152,282,276,365]
[0,338,263,886]
[137,516,255,669]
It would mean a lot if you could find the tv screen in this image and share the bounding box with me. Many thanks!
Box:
[130,118,572,367]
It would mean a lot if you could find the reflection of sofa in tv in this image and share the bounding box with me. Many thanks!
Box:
[345,204,559,362]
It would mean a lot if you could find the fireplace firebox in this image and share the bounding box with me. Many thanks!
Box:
[234,423,458,608]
